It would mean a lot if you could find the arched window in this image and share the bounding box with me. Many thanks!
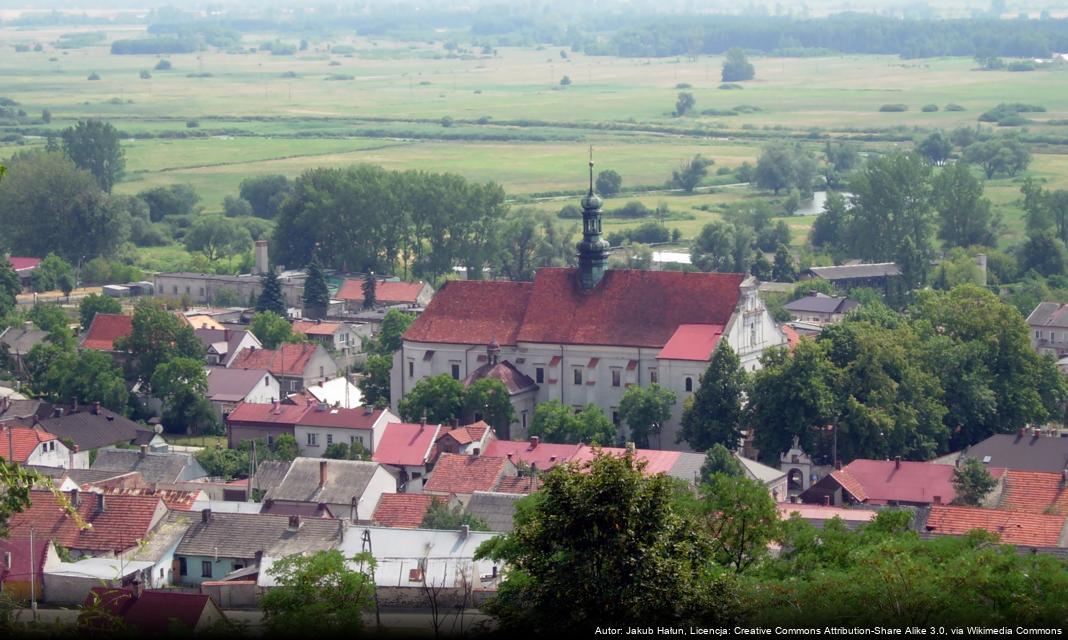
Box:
[685,377,693,392]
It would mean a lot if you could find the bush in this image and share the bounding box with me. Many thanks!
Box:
[186,72,213,78]
[979,103,1045,122]
[879,104,908,112]
[111,38,196,55]
[14,44,30,52]
[328,60,341,66]
[701,108,738,116]
[325,74,353,81]
[1007,61,1037,72]
[139,70,151,79]
[945,103,966,111]
[629,222,670,244]
[154,59,172,71]
[186,120,199,128]
[223,195,253,218]
[609,201,653,219]
[560,75,571,86]
[921,104,939,112]
[997,115,1031,127]
[87,72,100,81]
[440,116,454,127]
[280,71,298,78]
[558,204,582,219]
[718,83,743,90]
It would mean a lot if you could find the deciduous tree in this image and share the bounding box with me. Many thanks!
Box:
[619,383,677,448]
[261,550,376,636]
[398,374,465,424]
[61,120,125,193]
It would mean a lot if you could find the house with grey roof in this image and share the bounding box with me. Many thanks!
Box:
[175,510,343,586]
[195,328,262,367]
[954,431,1068,474]
[24,404,165,468]
[265,457,398,521]
[205,368,280,420]
[92,447,208,484]
[800,262,901,294]
[737,455,788,502]
[465,491,524,533]
[0,323,49,377]
[1026,302,1068,360]
[782,292,859,326]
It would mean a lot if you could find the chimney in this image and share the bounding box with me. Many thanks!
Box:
[894,456,901,469]
[472,447,480,457]
[201,508,211,523]
[132,578,144,599]
[70,488,80,507]
[92,402,101,416]
[98,494,107,513]
[139,444,148,458]
[273,400,281,416]
[254,240,269,276]
[287,515,300,532]
[460,524,470,539]
[529,436,539,450]
[420,413,427,429]
[363,405,372,416]
[319,460,328,487]
[822,495,830,506]
[933,495,942,505]
[506,453,513,462]
[1062,469,1068,488]
[254,550,263,568]
[834,460,842,471]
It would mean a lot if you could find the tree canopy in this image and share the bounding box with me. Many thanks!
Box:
[619,383,677,449]
[528,401,617,446]
[61,119,125,193]
[261,549,376,636]
[679,343,746,452]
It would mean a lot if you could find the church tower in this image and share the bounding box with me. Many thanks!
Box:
[576,150,610,290]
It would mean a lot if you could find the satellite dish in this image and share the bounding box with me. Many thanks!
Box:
[154,424,164,435]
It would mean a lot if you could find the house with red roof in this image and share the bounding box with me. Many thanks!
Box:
[996,470,1068,515]
[79,313,133,354]
[800,458,1006,508]
[228,343,338,394]
[8,256,40,291]
[1,424,71,467]
[921,505,1068,549]
[392,176,786,448]
[424,453,517,502]
[337,278,434,312]
[83,586,227,634]
[372,420,446,492]
[436,420,496,457]
[225,398,397,454]
[371,493,437,528]
[292,319,369,360]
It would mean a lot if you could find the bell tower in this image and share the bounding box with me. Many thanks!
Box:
[576,147,610,290]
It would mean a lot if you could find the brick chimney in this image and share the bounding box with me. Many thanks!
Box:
[319,460,328,488]
[139,444,148,458]
[92,402,101,416]
[894,456,901,470]
[529,436,539,450]
[70,488,80,508]
[98,494,107,513]
[472,447,480,457]
[201,508,211,523]
[933,495,942,505]
[288,515,300,532]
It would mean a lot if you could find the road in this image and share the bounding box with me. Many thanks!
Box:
[15,286,103,306]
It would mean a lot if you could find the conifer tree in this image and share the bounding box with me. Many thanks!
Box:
[257,270,287,317]
[678,343,747,452]
[362,272,376,309]
[302,255,330,319]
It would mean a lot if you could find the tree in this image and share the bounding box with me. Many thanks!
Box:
[529,401,617,446]
[0,259,19,318]
[951,458,997,506]
[475,451,735,631]
[33,348,128,413]
[239,174,291,219]
[421,498,489,531]
[302,255,330,320]
[361,273,376,310]
[79,293,122,332]
[679,343,746,452]
[699,474,780,573]
[753,143,816,195]
[691,222,751,273]
[117,300,202,387]
[28,303,68,335]
[1018,229,1067,277]
[222,195,253,218]
[249,311,295,349]
[749,251,772,281]
[358,354,393,408]
[810,191,848,250]
[256,271,287,317]
[700,444,745,484]
[771,244,797,282]
[61,120,125,193]
[918,131,953,166]
[671,155,714,192]
[675,91,695,116]
[261,549,376,636]
[721,47,755,81]
[961,138,1031,178]
[462,378,516,437]
[0,152,127,262]
[375,309,413,356]
[398,374,465,424]
[137,184,200,221]
[183,215,252,263]
[933,162,996,248]
[595,170,622,196]
[559,75,571,86]
[31,254,75,296]
[152,356,216,434]
[323,441,370,461]
[619,383,677,448]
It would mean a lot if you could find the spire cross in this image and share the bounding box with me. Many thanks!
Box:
[588,145,594,194]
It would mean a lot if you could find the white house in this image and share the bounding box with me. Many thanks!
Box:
[265,458,399,521]
[1,425,71,468]
[293,405,398,457]
[205,368,280,420]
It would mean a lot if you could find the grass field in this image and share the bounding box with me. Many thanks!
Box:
[2,24,1068,260]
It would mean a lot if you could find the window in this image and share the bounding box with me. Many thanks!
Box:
[179,558,187,576]
[611,369,621,387]
[199,287,204,296]
[264,376,270,386]
[172,286,178,295]
[411,471,422,479]
[535,367,544,384]
[408,360,414,378]
[267,435,274,445]
[185,286,190,294]
[350,435,364,446]
[573,368,583,385]
[233,563,245,571]
[685,377,693,392]
[649,369,658,384]
[573,405,583,414]
[201,561,212,578]
[307,433,318,447]
[326,434,333,445]
[522,411,528,430]
[751,325,757,346]
[319,366,324,378]
[3,552,10,569]
[612,410,620,426]
[451,363,461,380]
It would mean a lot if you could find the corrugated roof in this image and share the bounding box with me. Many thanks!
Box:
[925,505,1067,548]
[0,326,49,355]
[91,448,206,485]
[962,433,1068,473]
[9,257,41,271]
[371,493,435,528]
[806,263,901,281]
[207,368,275,403]
[783,293,860,315]
[176,511,342,559]
[656,324,724,361]
[267,458,394,506]
[84,587,219,635]
[33,407,152,452]
[81,314,133,351]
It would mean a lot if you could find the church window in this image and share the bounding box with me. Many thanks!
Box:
[611,369,621,387]
[535,367,544,384]
[451,363,460,380]
[408,360,414,378]
[685,377,693,392]
[649,369,658,384]
[573,368,583,385]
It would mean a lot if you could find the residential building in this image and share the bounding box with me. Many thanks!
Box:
[0,537,50,601]
[393,179,785,449]
[782,292,859,325]
[304,376,364,409]
[0,323,48,376]
[800,458,1006,508]
[228,343,338,394]
[776,502,878,531]
[465,491,525,533]
[291,319,369,360]
[799,262,902,294]
[423,453,517,502]
[82,586,227,635]
[44,557,157,605]
[372,420,446,492]
[294,403,396,457]
[79,313,133,354]
[337,278,434,312]
[371,493,437,528]
[0,395,47,425]
[226,400,309,449]
[737,455,789,502]
[1,425,71,467]
[194,328,262,367]
[1026,302,1068,358]
[955,431,1068,473]
[435,421,496,457]
[206,368,280,420]
[8,256,40,291]
[920,506,1068,549]
[265,457,399,521]
[24,404,165,468]
[175,510,342,586]
[91,447,209,484]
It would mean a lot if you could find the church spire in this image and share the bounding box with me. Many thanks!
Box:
[576,146,609,290]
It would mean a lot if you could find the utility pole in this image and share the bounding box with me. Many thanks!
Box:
[30,528,37,622]
[361,529,381,631]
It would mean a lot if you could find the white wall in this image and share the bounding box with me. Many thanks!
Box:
[326,466,398,520]
[244,373,281,404]
[295,425,374,456]
[27,440,72,468]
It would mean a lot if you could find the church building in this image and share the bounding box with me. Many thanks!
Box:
[391,158,786,450]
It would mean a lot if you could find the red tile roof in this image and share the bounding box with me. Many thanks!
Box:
[298,406,384,430]
[437,422,491,446]
[999,470,1068,516]
[656,324,725,361]
[82,314,133,351]
[338,279,427,305]
[570,446,683,476]
[404,280,533,346]
[484,440,582,471]
[424,453,509,495]
[781,324,801,349]
[0,426,57,463]
[229,343,320,377]
[292,320,344,337]
[462,360,537,395]
[494,475,543,494]
[85,587,218,634]
[925,505,1066,548]
[96,487,200,511]
[371,493,436,528]
[9,257,40,272]
[832,460,1005,505]
[777,503,879,523]
[373,422,442,467]
[7,490,164,552]
[225,401,310,426]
